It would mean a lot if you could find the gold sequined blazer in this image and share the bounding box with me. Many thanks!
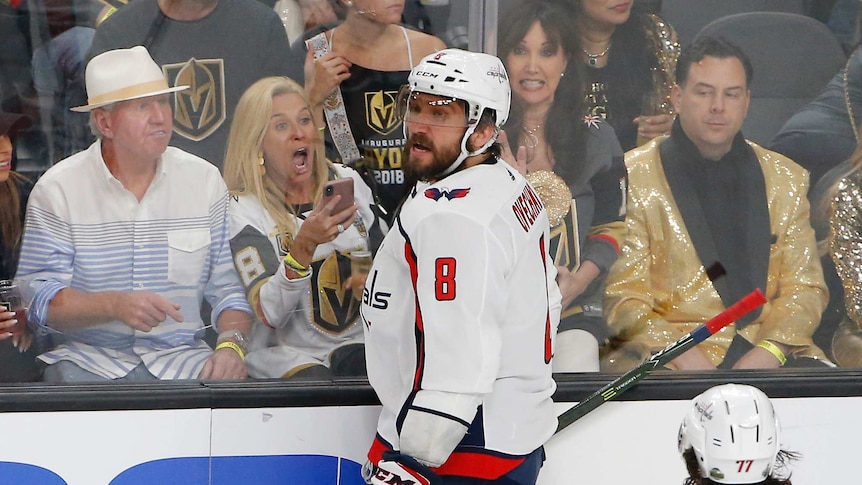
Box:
[829,171,862,366]
[603,137,828,366]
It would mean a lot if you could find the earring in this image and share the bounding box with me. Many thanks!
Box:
[560,72,565,78]
[258,153,266,176]
[345,0,352,5]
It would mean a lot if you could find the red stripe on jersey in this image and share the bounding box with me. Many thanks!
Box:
[368,434,390,463]
[588,233,621,254]
[434,450,526,479]
[539,235,552,364]
[367,435,526,480]
[404,241,425,391]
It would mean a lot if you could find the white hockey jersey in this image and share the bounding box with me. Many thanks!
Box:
[228,164,381,378]
[362,158,562,479]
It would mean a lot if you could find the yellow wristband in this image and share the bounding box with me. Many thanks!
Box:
[96,6,117,26]
[756,340,787,366]
[215,341,246,360]
[283,252,310,277]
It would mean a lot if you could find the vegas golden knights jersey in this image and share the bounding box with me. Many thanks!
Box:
[227,166,381,378]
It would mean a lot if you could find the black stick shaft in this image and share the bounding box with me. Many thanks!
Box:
[555,289,766,433]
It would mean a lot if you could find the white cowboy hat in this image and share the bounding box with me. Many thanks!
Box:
[71,45,189,113]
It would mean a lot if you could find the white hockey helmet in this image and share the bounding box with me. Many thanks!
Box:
[401,48,511,176]
[678,384,780,484]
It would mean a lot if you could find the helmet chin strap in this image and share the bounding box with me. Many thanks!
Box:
[439,124,498,177]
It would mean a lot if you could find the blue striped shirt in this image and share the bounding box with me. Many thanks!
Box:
[15,141,252,379]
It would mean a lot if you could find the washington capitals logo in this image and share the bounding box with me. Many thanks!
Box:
[425,187,471,201]
[583,114,602,129]
[694,401,715,422]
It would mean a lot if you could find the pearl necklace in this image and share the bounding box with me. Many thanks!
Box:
[582,42,612,67]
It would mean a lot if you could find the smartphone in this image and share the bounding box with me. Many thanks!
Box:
[322,178,355,213]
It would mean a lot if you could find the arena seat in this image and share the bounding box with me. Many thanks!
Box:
[660,0,805,47]
[694,12,846,146]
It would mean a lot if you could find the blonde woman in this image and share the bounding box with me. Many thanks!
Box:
[224,76,385,379]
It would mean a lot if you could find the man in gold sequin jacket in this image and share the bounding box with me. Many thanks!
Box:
[602,36,828,371]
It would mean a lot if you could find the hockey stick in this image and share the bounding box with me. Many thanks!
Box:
[555,288,767,433]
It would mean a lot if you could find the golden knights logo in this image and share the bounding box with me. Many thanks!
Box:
[275,232,293,256]
[163,58,226,142]
[365,90,400,136]
[309,253,360,334]
[549,200,579,272]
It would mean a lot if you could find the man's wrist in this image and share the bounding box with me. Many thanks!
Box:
[217,330,249,354]
[215,341,245,360]
[756,340,787,366]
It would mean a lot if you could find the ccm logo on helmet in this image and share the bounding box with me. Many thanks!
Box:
[487,66,508,83]
[414,71,438,78]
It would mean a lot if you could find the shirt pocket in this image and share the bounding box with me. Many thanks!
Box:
[167,229,211,286]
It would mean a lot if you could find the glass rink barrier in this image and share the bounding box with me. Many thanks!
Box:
[0,370,857,484]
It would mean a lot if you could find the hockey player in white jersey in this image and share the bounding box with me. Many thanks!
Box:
[361,49,563,485]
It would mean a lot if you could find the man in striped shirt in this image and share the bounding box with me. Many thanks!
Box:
[15,46,254,382]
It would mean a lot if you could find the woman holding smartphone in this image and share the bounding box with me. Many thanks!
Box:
[223,76,386,380]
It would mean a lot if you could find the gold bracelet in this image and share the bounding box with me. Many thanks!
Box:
[283,252,310,277]
[756,340,787,366]
[215,341,246,360]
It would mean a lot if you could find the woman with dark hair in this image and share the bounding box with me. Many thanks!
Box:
[0,111,42,381]
[574,0,679,151]
[0,112,32,282]
[679,384,798,485]
[498,0,627,372]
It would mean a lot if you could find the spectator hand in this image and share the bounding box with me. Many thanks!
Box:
[0,311,17,341]
[498,129,527,176]
[668,347,716,370]
[732,345,785,370]
[290,196,358,268]
[113,292,184,332]
[0,311,30,351]
[556,262,600,309]
[200,346,248,380]
[12,333,32,353]
[633,113,673,142]
[301,196,358,245]
[304,48,352,108]
[299,0,338,27]
[344,274,367,300]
